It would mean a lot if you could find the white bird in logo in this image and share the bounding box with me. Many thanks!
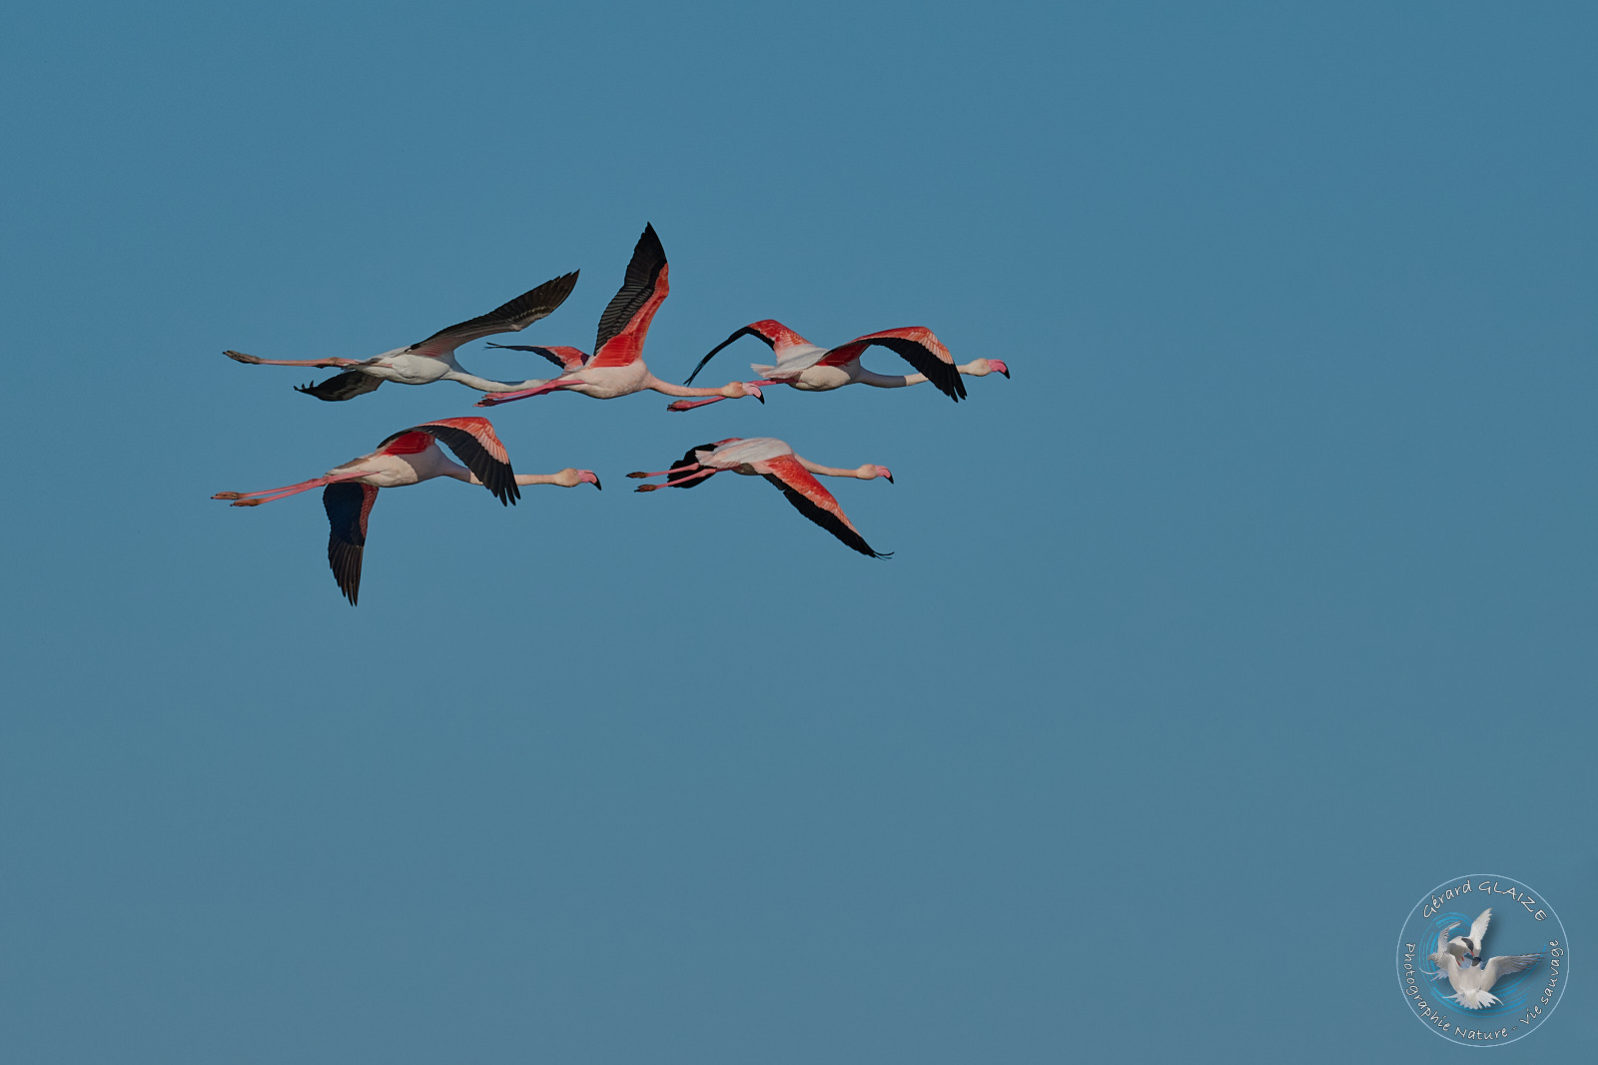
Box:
[1427,908,1540,1009]
[1449,908,1494,965]
[1428,920,1470,980]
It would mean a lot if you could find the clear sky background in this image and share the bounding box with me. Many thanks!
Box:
[1,2,1593,1061]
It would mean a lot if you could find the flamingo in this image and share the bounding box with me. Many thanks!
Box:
[627,437,892,558]
[223,271,581,400]
[666,319,1008,410]
[475,224,764,407]
[213,417,600,604]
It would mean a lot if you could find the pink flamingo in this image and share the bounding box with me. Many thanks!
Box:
[667,320,1008,410]
[628,437,892,558]
[223,272,580,400]
[213,417,600,604]
[476,224,764,407]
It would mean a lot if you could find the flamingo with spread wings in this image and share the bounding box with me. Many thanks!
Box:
[223,272,581,400]
[628,437,892,558]
[476,224,764,407]
[213,417,600,604]
[666,319,1008,410]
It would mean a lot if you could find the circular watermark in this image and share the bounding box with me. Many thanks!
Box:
[1394,873,1568,1046]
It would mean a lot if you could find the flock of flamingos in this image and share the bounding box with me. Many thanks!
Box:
[214,224,1010,604]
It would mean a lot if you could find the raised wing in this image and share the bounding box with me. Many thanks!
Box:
[587,223,668,368]
[1435,921,1462,956]
[380,416,520,505]
[820,326,967,401]
[324,483,379,606]
[408,272,580,357]
[1481,954,1540,986]
[759,454,891,559]
[683,320,809,384]
[484,342,588,371]
[295,370,385,402]
[1467,909,1493,952]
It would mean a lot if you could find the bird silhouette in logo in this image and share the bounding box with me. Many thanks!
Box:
[1427,908,1541,1009]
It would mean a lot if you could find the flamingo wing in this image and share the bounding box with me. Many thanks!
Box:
[381,417,520,505]
[408,272,580,357]
[587,223,668,368]
[682,321,794,384]
[820,326,967,401]
[324,483,379,605]
[757,454,891,559]
[295,370,385,402]
[484,342,588,371]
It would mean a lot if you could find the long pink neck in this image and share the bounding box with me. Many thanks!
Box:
[645,373,741,399]
[797,458,872,479]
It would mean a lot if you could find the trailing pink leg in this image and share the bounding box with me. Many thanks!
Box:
[633,467,722,492]
[212,470,370,506]
[627,463,703,480]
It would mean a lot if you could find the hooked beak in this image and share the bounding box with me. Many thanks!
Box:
[991,359,1011,379]
[580,470,602,490]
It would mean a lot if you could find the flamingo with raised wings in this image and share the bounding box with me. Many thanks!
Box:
[666,319,1008,410]
[628,437,892,558]
[223,272,581,400]
[476,224,764,407]
[213,417,600,603]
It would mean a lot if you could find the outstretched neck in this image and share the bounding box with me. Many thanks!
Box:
[444,368,555,393]
[797,457,880,480]
[646,372,755,400]
[855,359,997,389]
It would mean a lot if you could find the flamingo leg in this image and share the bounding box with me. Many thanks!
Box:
[224,350,363,368]
[213,470,371,506]
[632,467,722,492]
[627,463,702,479]
[475,380,576,406]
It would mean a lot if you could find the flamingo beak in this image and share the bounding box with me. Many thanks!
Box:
[990,359,1010,378]
[580,470,602,490]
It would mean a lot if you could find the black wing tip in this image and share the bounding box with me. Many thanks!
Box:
[537,269,580,299]
[635,222,665,264]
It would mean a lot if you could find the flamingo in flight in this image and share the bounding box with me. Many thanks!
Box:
[666,319,1008,411]
[476,224,764,407]
[628,437,892,558]
[223,272,581,400]
[213,417,600,604]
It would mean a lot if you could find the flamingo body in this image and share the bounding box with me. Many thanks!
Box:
[672,319,1008,410]
[213,416,599,603]
[628,436,892,558]
[224,272,581,400]
[476,225,763,408]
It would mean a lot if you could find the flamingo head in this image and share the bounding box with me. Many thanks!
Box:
[979,358,1010,378]
[552,468,603,490]
[724,381,764,402]
[860,464,893,484]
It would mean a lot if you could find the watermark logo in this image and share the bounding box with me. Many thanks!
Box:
[1395,874,1568,1046]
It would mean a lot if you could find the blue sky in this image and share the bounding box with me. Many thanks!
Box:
[1,2,1593,1060]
